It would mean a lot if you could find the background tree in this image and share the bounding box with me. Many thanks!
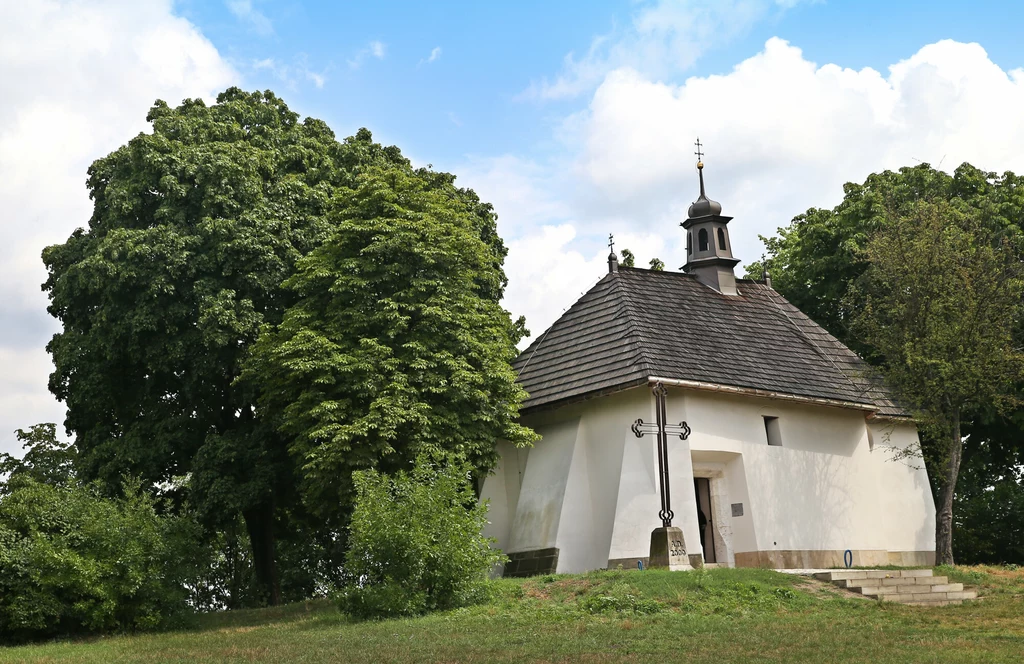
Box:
[953,437,1024,564]
[848,199,1024,564]
[245,165,536,519]
[43,89,412,604]
[620,248,636,267]
[0,424,76,493]
[754,162,1024,563]
[648,257,665,271]
[0,427,201,641]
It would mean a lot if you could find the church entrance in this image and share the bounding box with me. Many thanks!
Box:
[694,477,717,564]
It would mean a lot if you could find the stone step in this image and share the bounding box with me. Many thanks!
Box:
[851,582,965,596]
[878,589,977,603]
[834,576,948,589]
[879,576,948,586]
[815,569,977,606]
[814,569,933,583]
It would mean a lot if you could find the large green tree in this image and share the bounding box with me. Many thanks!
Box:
[42,88,416,603]
[244,164,536,518]
[754,162,1024,564]
[849,199,1024,564]
[755,163,1024,346]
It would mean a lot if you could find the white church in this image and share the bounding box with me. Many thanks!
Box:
[481,158,936,575]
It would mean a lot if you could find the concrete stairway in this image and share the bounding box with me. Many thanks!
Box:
[813,569,977,606]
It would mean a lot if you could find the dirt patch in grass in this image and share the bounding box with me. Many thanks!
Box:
[523,577,597,601]
[792,576,874,602]
[217,626,261,634]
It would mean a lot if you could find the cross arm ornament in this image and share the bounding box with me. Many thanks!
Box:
[632,419,690,440]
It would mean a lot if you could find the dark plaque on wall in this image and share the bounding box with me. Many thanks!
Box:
[731,503,744,517]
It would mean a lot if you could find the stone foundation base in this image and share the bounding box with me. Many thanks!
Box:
[503,547,559,577]
[607,556,650,570]
[733,549,936,569]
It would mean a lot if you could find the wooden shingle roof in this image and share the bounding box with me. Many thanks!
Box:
[514,267,903,417]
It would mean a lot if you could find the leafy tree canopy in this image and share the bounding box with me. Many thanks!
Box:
[848,198,1024,563]
[245,164,536,516]
[0,424,76,493]
[751,163,1024,353]
[0,426,200,641]
[41,87,526,603]
[756,162,1024,564]
[954,439,1024,565]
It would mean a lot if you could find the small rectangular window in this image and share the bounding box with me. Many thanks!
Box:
[763,416,782,446]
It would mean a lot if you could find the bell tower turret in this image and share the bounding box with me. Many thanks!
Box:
[681,139,740,295]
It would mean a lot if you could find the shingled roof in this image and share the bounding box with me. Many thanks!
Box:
[513,267,904,417]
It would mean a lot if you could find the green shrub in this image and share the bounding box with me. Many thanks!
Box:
[336,452,506,619]
[0,479,197,642]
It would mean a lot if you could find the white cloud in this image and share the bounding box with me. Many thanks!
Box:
[418,46,442,67]
[348,40,387,69]
[226,0,273,36]
[502,225,668,345]
[307,71,326,89]
[252,55,328,90]
[488,37,1024,352]
[521,0,810,100]
[576,38,1024,262]
[457,155,573,238]
[0,0,238,453]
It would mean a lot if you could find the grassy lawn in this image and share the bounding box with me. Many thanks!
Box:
[3,566,1022,663]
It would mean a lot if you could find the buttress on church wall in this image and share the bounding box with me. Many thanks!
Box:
[480,385,936,573]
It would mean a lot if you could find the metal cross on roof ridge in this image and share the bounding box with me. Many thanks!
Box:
[608,233,615,253]
[694,137,704,162]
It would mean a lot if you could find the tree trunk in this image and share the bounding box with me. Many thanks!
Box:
[243,503,281,606]
[934,409,963,566]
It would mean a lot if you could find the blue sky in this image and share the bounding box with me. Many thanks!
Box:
[174,0,1024,167]
[4,0,1024,452]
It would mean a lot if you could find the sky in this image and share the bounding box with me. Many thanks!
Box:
[4,0,1024,454]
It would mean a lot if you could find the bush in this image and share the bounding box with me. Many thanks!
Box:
[336,452,506,619]
[0,478,197,642]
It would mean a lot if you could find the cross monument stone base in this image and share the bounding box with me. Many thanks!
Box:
[648,526,692,571]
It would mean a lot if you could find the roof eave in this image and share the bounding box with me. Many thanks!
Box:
[646,376,879,413]
[519,374,891,417]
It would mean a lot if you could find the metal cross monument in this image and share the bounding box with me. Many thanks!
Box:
[631,382,691,528]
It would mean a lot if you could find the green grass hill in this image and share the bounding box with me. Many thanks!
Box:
[3,565,1022,663]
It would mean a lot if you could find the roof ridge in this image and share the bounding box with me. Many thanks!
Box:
[757,286,876,406]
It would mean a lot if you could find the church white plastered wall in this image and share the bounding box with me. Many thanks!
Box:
[481,384,936,575]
